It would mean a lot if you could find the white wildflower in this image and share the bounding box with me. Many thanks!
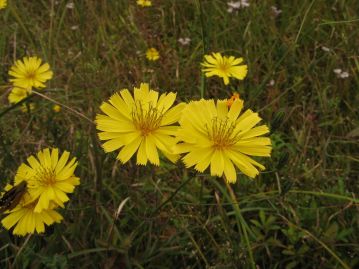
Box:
[178,37,191,46]
[333,69,349,79]
[227,1,250,13]
[271,6,282,16]
[66,2,74,9]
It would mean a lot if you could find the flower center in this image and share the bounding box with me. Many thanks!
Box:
[26,71,36,80]
[207,117,239,150]
[132,101,163,136]
[34,167,56,186]
[218,61,230,74]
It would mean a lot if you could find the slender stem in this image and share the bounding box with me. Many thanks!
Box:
[294,0,316,44]
[225,181,256,269]
[279,215,351,269]
[289,190,359,203]
[32,90,94,124]
[152,176,192,215]
[196,0,207,98]
[13,234,32,265]
[0,95,34,118]
[9,4,35,48]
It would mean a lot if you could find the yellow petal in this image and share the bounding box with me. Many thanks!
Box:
[216,100,228,119]
[227,99,244,121]
[136,139,148,165]
[55,151,70,174]
[223,156,237,183]
[117,136,142,163]
[210,150,224,177]
[146,136,160,165]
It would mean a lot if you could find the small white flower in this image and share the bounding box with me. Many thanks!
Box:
[333,68,342,75]
[70,25,79,30]
[241,0,250,7]
[227,1,241,9]
[321,46,330,52]
[267,79,275,86]
[178,37,191,46]
[271,6,282,16]
[339,71,349,78]
[66,2,75,9]
[227,0,250,13]
[333,69,349,79]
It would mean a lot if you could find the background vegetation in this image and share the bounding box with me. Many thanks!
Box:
[0,0,358,268]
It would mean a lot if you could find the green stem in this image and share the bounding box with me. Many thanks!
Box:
[0,95,34,119]
[9,3,35,48]
[279,215,351,269]
[151,176,192,215]
[196,0,207,98]
[289,190,359,203]
[225,181,256,269]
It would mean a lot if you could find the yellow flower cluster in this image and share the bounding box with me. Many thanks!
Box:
[0,45,270,237]
[96,81,271,183]
[0,148,80,236]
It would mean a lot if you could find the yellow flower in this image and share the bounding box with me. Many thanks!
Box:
[8,87,31,104]
[1,192,63,236]
[53,104,61,112]
[96,83,185,165]
[146,48,160,61]
[227,92,242,107]
[137,0,151,7]
[174,99,271,183]
[8,56,53,90]
[201,52,247,85]
[0,0,7,9]
[14,148,80,213]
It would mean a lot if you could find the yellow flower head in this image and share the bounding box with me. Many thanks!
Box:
[146,48,160,61]
[0,0,7,9]
[8,56,53,90]
[1,191,63,236]
[201,52,247,85]
[53,104,61,113]
[8,87,31,104]
[96,83,186,166]
[174,99,272,183]
[137,0,152,7]
[14,148,80,213]
[227,92,242,107]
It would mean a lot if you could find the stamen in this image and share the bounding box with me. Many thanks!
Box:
[207,117,240,149]
[131,101,163,136]
[33,167,56,186]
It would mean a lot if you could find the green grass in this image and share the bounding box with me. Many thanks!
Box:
[1,0,358,268]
